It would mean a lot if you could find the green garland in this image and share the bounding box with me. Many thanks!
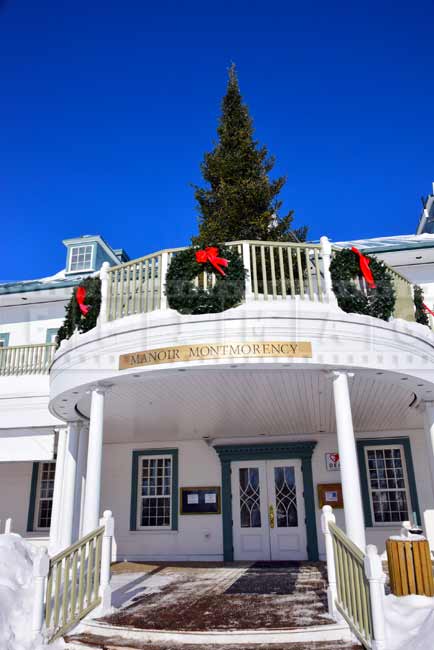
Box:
[414,285,429,326]
[56,276,101,347]
[329,249,395,321]
[165,245,246,315]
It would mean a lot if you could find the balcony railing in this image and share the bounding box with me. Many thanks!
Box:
[0,343,56,376]
[101,238,416,325]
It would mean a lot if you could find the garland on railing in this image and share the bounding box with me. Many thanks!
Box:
[165,245,246,314]
[56,277,101,347]
[329,248,395,321]
[413,285,430,326]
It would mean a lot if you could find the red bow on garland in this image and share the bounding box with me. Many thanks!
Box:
[76,286,90,316]
[423,303,434,318]
[195,246,229,276]
[351,247,377,289]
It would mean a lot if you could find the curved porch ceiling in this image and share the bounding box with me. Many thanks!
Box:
[76,369,424,443]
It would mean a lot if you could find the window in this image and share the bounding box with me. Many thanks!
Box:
[27,462,56,532]
[130,449,178,531]
[68,245,94,273]
[46,329,58,345]
[139,455,172,528]
[364,445,411,525]
[0,333,10,348]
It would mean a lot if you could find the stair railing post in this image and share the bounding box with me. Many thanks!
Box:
[320,236,334,302]
[99,509,114,614]
[364,544,387,650]
[32,546,49,642]
[321,505,340,620]
[4,517,12,533]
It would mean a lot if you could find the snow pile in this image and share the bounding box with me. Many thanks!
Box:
[384,593,434,650]
[0,534,63,650]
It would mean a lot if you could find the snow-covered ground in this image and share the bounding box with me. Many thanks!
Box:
[0,534,63,650]
[384,593,434,650]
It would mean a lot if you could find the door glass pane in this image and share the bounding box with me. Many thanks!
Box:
[239,467,261,528]
[274,466,298,528]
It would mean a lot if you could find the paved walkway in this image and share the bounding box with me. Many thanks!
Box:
[102,562,333,631]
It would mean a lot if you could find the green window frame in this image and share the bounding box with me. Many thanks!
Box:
[27,461,56,532]
[130,448,179,531]
[357,437,420,528]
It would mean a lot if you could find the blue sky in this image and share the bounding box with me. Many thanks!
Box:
[1,0,433,281]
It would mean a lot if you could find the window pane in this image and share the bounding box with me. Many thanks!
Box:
[366,447,410,524]
[139,456,172,528]
[36,462,56,529]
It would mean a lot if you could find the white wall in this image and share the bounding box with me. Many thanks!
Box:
[101,439,223,561]
[95,428,434,561]
[0,462,33,535]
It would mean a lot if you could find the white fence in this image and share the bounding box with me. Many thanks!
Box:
[322,505,387,650]
[32,510,114,644]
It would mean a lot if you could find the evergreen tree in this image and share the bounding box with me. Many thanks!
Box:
[193,65,306,245]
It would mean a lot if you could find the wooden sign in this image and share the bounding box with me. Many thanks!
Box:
[317,483,343,508]
[119,341,312,370]
[180,487,221,515]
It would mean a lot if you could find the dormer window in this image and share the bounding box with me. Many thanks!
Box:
[68,244,94,273]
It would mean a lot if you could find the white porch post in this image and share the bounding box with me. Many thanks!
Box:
[422,401,434,550]
[331,370,366,550]
[83,386,107,534]
[49,426,67,553]
[61,421,80,549]
[73,422,89,540]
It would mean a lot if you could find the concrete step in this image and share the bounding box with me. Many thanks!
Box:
[65,619,360,649]
[66,633,361,650]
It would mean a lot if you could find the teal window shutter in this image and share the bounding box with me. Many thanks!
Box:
[27,463,40,532]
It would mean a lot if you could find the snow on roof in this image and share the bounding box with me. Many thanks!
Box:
[334,233,434,252]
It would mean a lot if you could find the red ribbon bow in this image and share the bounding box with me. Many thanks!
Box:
[76,286,90,316]
[351,247,377,289]
[423,303,434,318]
[195,246,229,276]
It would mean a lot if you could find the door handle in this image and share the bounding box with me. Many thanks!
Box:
[269,504,275,528]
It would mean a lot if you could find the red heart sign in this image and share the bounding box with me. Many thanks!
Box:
[329,453,339,464]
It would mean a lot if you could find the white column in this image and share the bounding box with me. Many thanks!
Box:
[423,401,434,551]
[61,421,80,549]
[49,426,67,553]
[332,371,366,550]
[73,422,89,541]
[82,386,107,534]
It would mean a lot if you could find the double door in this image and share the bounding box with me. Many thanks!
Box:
[231,459,307,561]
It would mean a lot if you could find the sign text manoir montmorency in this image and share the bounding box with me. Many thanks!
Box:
[119,341,312,370]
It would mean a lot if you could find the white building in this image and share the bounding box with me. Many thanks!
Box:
[2,189,434,563]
